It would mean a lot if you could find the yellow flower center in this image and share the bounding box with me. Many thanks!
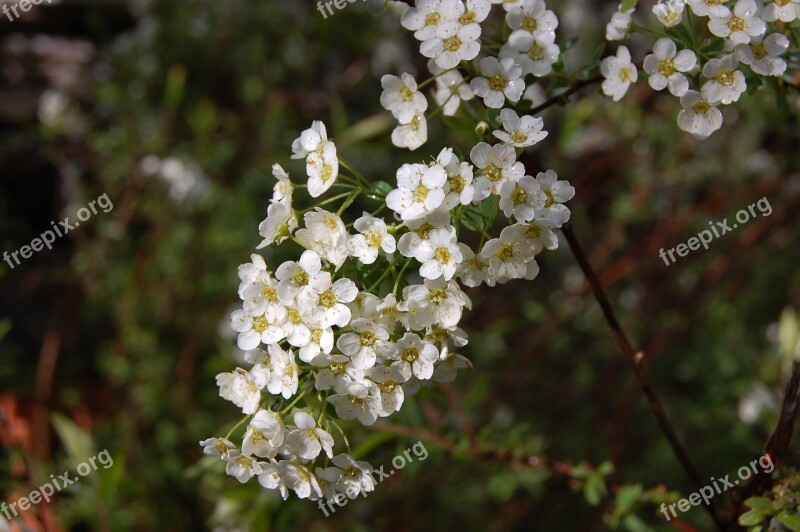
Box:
[252,316,269,333]
[488,75,508,92]
[311,329,323,343]
[449,175,465,193]
[664,11,679,23]
[330,361,346,375]
[752,44,767,59]
[416,223,434,239]
[619,67,632,82]
[323,216,339,229]
[511,131,528,144]
[716,70,735,87]
[379,381,396,393]
[484,164,502,182]
[429,288,447,303]
[528,44,544,61]
[524,223,542,239]
[521,16,538,32]
[288,308,302,324]
[658,59,675,77]
[400,85,414,101]
[320,164,333,182]
[544,190,556,208]
[434,247,451,264]
[365,231,382,247]
[692,100,711,114]
[444,36,462,52]
[360,332,377,347]
[263,286,278,302]
[319,290,337,308]
[511,187,528,206]
[468,257,486,270]
[293,270,309,286]
[249,429,265,444]
[425,12,441,26]
[459,11,476,25]
[413,183,429,203]
[727,16,744,32]
[401,348,419,362]
[496,243,514,261]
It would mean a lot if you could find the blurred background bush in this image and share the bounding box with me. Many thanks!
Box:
[1,0,799,530]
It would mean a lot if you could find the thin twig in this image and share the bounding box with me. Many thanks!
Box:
[561,222,731,531]
[530,76,603,115]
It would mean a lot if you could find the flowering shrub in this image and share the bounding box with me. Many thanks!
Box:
[202,0,798,512]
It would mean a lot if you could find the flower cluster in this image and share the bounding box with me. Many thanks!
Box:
[603,0,794,138]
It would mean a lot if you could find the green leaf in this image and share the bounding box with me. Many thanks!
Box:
[51,413,95,466]
[616,484,643,514]
[777,514,800,532]
[622,514,653,532]
[744,497,775,511]
[738,509,768,527]
[620,0,639,11]
[666,24,694,48]
[370,180,393,198]
[584,474,608,506]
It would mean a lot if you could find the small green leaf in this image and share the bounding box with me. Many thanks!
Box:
[51,413,94,466]
[777,514,800,532]
[620,0,639,11]
[738,509,768,527]
[744,497,774,512]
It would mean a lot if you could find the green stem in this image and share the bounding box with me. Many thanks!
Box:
[225,414,252,440]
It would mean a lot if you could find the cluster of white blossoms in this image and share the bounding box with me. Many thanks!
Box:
[603,0,795,139]
[203,0,578,503]
[204,0,796,504]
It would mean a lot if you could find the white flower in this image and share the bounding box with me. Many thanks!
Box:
[306,141,339,198]
[231,306,289,351]
[499,175,546,222]
[397,209,454,260]
[430,65,475,116]
[601,46,637,102]
[442,152,475,208]
[394,332,440,379]
[500,30,560,77]
[327,382,383,425]
[294,209,349,271]
[399,278,471,329]
[275,250,331,304]
[643,38,697,97]
[456,243,490,287]
[282,307,312,348]
[391,114,428,150]
[653,0,685,28]
[336,318,397,369]
[257,201,297,249]
[331,454,375,494]
[506,0,558,41]
[677,90,724,139]
[258,459,289,499]
[420,21,482,69]
[199,437,237,458]
[238,255,284,316]
[416,226,463,281]
[291,121,329,159]
[380,73,428,124]
[243,409,285,458]
[271,163,293,206]
[735,33,790,76]
[299,326,334,363]
[298,277,358,329]
[348,213,396,264]
[312,353,365,393]
[492,108,548,148]
[386,162,447,221]
[401,0,461,41]
[286,412,335,460]
[280,462,322,499]
[469,57,526,108]
[701,54,746,105]
[470,142,524,201]
[606,4,634,41]
[368,364,411,415]
[266,343,300,399]
[506,218,560,255]
[708,0,766,45]
[216,367,269,414]
[533,169,574,225]
[686,0,730,17]
[225,453,261,483]
[481,229,536,283]
[761,0,799,22]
